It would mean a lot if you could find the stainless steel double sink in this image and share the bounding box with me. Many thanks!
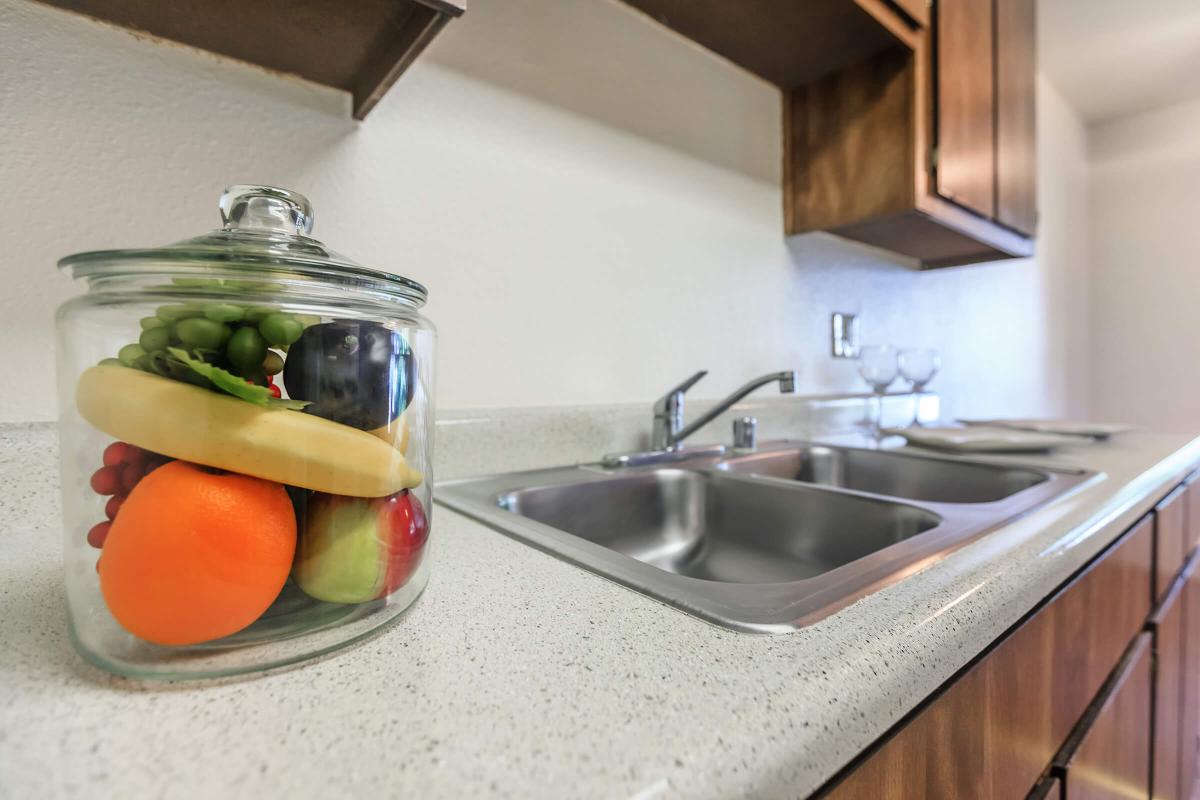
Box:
[437,443,1098,632]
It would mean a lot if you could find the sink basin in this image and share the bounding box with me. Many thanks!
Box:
[437,443,1098,632]
[501,469,940,584]
[716,444,1047,503]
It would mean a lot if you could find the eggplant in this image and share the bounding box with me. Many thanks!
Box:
[283,321,416,430]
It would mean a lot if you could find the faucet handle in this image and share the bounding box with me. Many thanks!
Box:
[651,370,707,451]
[653,370,708,412]
[733,417,757,451]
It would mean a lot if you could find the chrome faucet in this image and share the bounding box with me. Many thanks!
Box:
[651,370,798,451]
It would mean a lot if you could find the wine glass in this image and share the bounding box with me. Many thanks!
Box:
[898,348,941,427]
[857,345,899,444]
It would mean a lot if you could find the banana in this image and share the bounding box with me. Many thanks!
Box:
[76,365,422,497]
[368,411,411,455]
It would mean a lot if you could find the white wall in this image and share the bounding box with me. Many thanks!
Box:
[1030,78,1093,419]
[1,0,1089,423]
[1088,96,1200,432]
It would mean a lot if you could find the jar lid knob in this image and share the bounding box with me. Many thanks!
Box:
[219,185,314,235]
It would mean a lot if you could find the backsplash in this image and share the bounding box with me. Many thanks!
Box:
[435,392,936,479]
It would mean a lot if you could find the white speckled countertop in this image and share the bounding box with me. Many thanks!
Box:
[3,420,1199,799]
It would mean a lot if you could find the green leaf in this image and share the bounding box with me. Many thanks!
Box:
[166,348,308,410]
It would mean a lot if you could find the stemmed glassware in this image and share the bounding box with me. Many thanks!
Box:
[857,345,899,445]
[898,348,941,427]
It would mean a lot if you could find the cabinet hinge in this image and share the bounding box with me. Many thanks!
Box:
[929,146,939,170]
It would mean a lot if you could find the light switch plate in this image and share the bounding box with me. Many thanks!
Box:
[831,312,860,358]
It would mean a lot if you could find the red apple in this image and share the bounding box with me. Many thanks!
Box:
[380,490,429,597]
[293,490,429,604]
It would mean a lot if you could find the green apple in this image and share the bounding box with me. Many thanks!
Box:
[293,490,429,604]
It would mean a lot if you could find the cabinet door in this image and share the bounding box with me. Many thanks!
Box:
[889,0,930,27]
[994,0,1037,235]
[1061,634,1153,800]
[1180,557,1200,800]
[1157,486,1188,603]
[1186,476,1200,557]
[935,0,995,217]
[1152,573,1187,800]
[1029,774,1062,799]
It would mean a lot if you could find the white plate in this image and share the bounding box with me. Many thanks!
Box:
[882,426,1082,453]
[957,419,1134,439]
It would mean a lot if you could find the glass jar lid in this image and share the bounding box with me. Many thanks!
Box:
[58,185,428,307]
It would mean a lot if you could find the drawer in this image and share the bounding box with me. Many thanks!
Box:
[1056,633,1152,800]
[1186,474,1200,557]
[888,0,929,27]
[1156,485,1188,602]
[823,513,1154,799]
[1028,774,1062,799]
[1150,568,1188,800]
[1182,554,1200,800]
[1155,553,1200,800]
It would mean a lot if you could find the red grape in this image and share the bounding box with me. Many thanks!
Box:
[102,441,143,467]
[87,521,111,549]
[120,461,144,493]
[105,493,126,520]
[90,465,122,496]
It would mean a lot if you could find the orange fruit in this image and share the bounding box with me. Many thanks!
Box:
[99,461,297,646]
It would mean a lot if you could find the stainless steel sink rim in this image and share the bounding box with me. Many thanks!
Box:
[436,442,1101,633]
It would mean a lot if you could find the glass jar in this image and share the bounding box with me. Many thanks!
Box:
[55,185,435,679]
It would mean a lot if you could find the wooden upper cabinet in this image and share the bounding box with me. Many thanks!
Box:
[32,0,467,119]
[786,48,916,237]
[619,0,914,88]
[620,0,1038,267]
[995,0,1038,235]
[1057,634,1153,800]
[934,0,996,217]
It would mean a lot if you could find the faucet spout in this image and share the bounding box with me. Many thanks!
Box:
[670,370,798,448]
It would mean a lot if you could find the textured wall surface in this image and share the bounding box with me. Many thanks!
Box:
[1,0,1088,422]
[1089,96,1200,432]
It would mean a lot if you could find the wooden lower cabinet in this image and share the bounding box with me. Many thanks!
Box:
[1058,634,1153,800]
[888,0,929,26]
[822,515,1153,799]
[1153,574,1185,800]
[1156,486,1188,603]
[1181,559,1200,799]
[1153,551,1200,800]
[1029,775,1062,800]
[1186,474,1200,556]
[1162,554,1200,800]
[1185,479,1200,800]
[818,479,1200,800]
